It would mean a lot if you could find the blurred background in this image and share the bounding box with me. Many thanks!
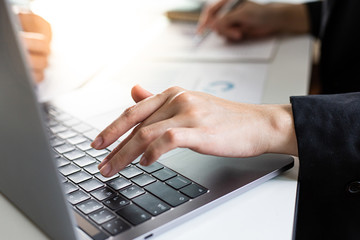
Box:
[12,0,307,101]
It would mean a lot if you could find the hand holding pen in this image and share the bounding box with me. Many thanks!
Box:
[195,1,293,43]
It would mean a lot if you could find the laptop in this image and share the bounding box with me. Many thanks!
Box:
[0,1,294,239]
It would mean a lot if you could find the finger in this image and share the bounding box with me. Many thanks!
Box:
[97,92,180,169]
[197,0,228,33]
[97,124,142,170]
[140,127,208,166]
[97,93,184,169]
[32,70,44,83]
[99,117,184,177]
[97,84,154,166]
[217,26,244,41]
[91,87,179,150]
[18,13,52,41]
[215,12,246,41]
[131,85,153,103]
[21,32,51,55]
[28,54,48,71]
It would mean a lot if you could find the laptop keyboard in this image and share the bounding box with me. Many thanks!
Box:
[45,105,208,238]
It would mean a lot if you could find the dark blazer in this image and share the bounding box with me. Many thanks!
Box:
[291,1,360,238]
[306,0,360,94]
[291,93,360,239]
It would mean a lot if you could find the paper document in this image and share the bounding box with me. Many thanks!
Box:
[84,60,268,104]
[144,22,278,62]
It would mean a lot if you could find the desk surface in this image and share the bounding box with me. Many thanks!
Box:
[0,35,311,240]
[0,1,312,239]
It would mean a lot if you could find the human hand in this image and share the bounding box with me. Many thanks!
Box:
[197,1,309,41]
[92,85,298,177]
[18,12,52,83]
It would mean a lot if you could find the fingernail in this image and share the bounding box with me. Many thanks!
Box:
[91,136,103,149]
[139,155,148,166]
[100,163,112,176]
[98,157,110,170]
[98,161,104,170]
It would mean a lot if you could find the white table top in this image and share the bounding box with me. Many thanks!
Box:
[0,1,312,239]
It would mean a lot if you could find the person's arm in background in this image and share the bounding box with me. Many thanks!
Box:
[18,12,52,83]
[197,0,311,41]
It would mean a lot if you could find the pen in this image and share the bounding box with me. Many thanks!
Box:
[193,0,245,46]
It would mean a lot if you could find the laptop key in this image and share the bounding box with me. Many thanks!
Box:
[131,174,156,187]
[145,181,189,207]
[119,166,143,179]
[84,162,101,175]
[180,183,208,198]
[136,162,163,173]
[67,190,90,205]
[57,129,78,139]
[76,140,93,151]
[50,124,67,134]
[58,174,67,183]
[56,157,70,167]
[67,135,87,145]
[83,129,100,141]
[73,155,96,168]
[133,193,170,216]
[86,148,109,158]
[54,143,75,154]
[91,187,117,201]
[63,149,85,160]
[68,171,92,184]
[107,177,131,191]
[58,163,81,176]
[96,154,107,162]
[119,185,145,199]
[102,218,130,236]
[116,204,151,226]
[79,178,103,192]
[103,195,129,210]
[76,199,103,215]
[95,173,119,182]
[89,209,116,225]
[73,210,109,240]
[62,181,79,194]
[50,137,65,147]
[152,168,177,181]
[166,176,191,190]
[47,119,58,127]
[52,150,61,159]
[106,141,121,152]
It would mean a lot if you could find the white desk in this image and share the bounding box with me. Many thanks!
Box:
[0,36,312,240]
[0,1,312,239]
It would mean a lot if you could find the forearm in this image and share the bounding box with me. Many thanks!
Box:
[266,3,310,34]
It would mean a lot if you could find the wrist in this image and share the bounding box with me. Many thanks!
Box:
[264,104,298,156]
[266,3,309,34]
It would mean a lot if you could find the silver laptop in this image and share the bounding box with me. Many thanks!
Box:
[0,1,294,239]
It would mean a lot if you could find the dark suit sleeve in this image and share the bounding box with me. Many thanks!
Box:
[304,1,322,38]
[290,93,360,239]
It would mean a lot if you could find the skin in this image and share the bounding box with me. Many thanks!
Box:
[92,85,298,177]
[91,1,310,177]
[18,12,52,83]
[197,0,310,41]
